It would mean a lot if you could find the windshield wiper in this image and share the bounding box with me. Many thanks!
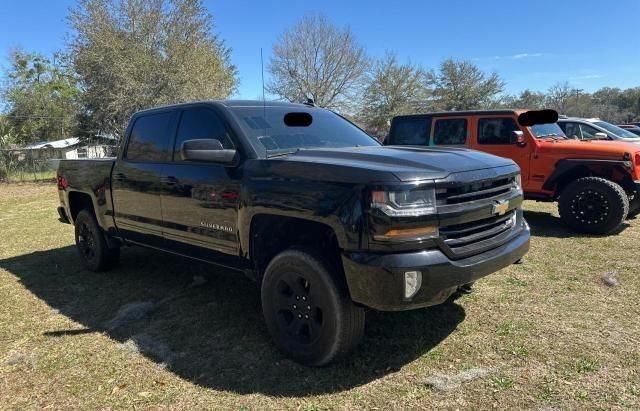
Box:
[266,148,300,158]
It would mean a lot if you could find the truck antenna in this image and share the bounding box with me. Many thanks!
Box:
[260,48,266,119]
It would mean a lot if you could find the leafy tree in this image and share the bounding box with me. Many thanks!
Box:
[2,50,81,144]
[426,59,504,111]
[68,0,238,139]
[267,13,369,112]
[504,89,547,109]
[358,52,429,137]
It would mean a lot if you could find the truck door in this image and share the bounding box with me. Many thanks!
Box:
[111,110,178,247]
[472,116,531,183]
[159,106,242,263]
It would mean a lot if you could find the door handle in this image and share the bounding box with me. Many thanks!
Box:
[113,173,126,181]
[162,176,178,186]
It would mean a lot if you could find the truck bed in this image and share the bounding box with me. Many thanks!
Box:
[57,158,116,228]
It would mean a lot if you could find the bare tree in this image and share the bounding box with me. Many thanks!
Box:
[358,52,429,137]
[546,82,574,115]
[426,59,504,111]
[267,13,368,111]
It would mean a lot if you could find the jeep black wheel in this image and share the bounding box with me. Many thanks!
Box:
[261,249,364,366]
[558,177,628,235]
[74,209,120,271]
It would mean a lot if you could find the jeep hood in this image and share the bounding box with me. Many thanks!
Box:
[536,139,640,158]
[265,146,516,182]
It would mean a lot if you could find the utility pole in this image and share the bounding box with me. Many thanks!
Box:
[575,88,583,117]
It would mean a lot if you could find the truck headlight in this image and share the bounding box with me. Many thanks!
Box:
[371,187,436,217]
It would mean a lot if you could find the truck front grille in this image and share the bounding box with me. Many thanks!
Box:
[440,210,517,257]
[436,176,515,206]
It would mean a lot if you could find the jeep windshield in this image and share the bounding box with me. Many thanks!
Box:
[229,105,380,157]
[530,123,567,139]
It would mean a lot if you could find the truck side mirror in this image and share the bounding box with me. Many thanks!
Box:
[512,131,527,147]
[181,139,237,165]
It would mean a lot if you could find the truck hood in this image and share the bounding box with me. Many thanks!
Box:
[536,139,640,158]
[266,146,516,182]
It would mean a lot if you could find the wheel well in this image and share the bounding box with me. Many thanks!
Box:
[68,191,94,221]
[553,164,634,198]
[250,215,342,280]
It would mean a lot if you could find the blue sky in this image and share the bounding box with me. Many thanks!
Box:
[1,0,639,99]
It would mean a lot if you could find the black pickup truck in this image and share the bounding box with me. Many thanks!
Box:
[56,100,530,365]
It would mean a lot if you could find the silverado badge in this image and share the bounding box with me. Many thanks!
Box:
[493,200,509,216]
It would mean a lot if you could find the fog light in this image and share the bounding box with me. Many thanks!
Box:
[404,271,422,299]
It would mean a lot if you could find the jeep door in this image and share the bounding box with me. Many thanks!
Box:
[431,116,472,148]
[471,116,532,184]
[159,105,242,263]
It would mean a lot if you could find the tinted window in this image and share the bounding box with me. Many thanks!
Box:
[126,112,176,162]
[229,106,379,155]
[478,117,519,145]
[433,118,467,145]
[174,108,234,160]
[389,117,431,145]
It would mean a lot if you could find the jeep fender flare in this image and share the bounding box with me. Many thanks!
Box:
[542,159,633,194]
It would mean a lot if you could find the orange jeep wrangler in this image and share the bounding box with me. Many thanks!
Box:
[386,109,640,235]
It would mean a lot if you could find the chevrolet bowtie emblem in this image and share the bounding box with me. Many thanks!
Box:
[493,200,509,216]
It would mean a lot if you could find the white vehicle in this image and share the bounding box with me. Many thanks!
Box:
[558,117,640,143]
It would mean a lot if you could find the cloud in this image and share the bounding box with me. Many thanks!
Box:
[511,53,544,59]
[475,53,545,61]
[569,74,604,80]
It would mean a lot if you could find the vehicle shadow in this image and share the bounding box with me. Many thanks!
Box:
[523,210,631,238]
[0,245,465,396]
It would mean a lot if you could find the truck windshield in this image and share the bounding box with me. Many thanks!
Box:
[593,121,640,139]
[530,123,567,139]
[228,106,380,156]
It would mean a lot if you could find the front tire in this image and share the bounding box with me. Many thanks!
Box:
[74,209,120,271]
[558,177,628,235]
[627,196,640,220]
[261,249,365,366]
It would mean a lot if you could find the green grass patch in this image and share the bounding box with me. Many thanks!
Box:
[0,184,639,409]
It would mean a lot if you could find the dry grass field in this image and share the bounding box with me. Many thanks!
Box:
[1,183,639,409]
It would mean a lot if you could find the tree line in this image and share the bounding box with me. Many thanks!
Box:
[1,4,639,147]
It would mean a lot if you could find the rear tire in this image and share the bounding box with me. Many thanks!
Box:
[74,209,120,271]
[261,249,365,366]
[558,177,628,235]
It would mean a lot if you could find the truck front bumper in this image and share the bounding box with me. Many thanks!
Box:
[341,221,530,311]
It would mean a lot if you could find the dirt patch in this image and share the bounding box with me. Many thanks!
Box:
[104,302,156,330]
[424,367,495,391]
[118,333,176,366]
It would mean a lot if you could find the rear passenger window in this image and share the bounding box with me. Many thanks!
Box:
[388,117,430,145]
[478,117,519,145]
[125,112,177,162]
[174,108,234,160]
[433,118,467,145]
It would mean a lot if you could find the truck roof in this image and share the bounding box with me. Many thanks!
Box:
[133,99,311,115]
